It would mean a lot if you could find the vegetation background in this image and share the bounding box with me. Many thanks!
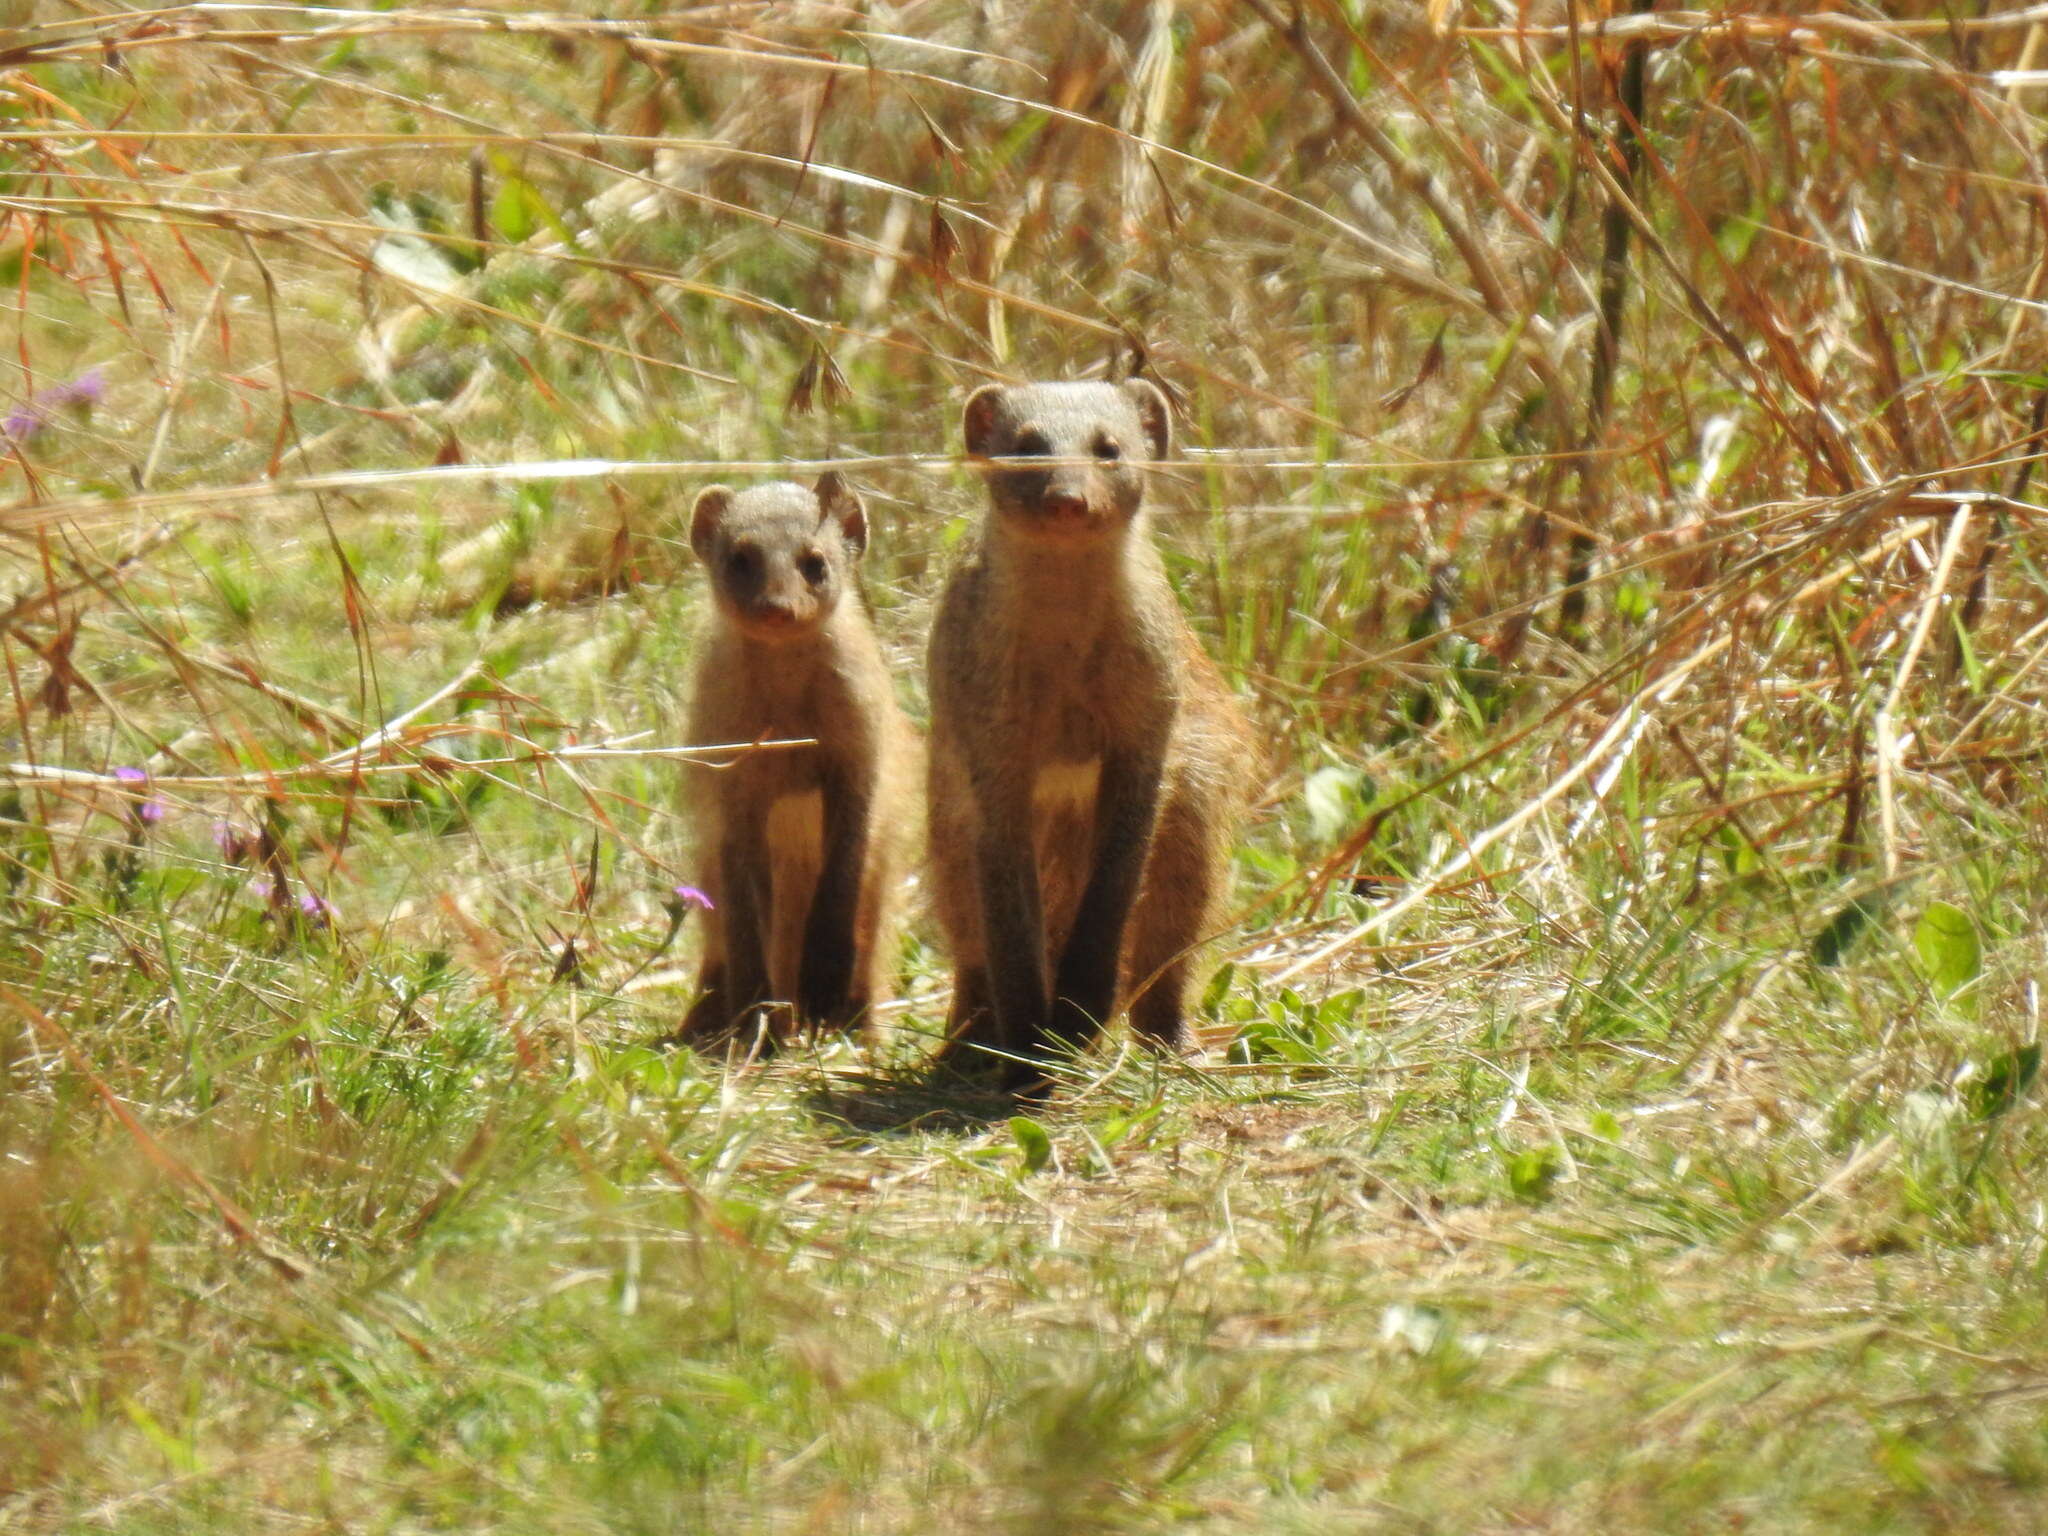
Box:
[4,1,2048,1529]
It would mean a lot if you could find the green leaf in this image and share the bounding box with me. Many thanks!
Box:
[487,154,578,251]
[1971,368,2048,391]
[1315,989,1366,1032]
[1811,894,1884,967]
[1346,46,1374,99]
[1504,1146,1560,1204]
[490,179,537,244]
[1950,615,1984,694]
[1227,998,1331,1065]
[1614,572,1655,625]
[135,866,207,906]
[1717,211,1763,265]
[1914,902,1982,997]
[1200,961,1237,1017]
[1713,822,1761,877]
[1009,1116,1052,1175]
[1874,1430,1932,1495]
[1968,1045,2039,1122]
[317,36,359,72]
[1094,1105,1161,1152]
[121,1397,200,1474]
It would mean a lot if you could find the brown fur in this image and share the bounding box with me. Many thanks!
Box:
[676,474,919,1052]
[926,380,1254,1091]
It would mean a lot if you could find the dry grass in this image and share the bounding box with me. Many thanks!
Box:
[4,1,2048,1530]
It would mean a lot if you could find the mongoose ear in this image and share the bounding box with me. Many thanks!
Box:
[815,471,867,556]
[962,384,1006,458]
[1121,378,1172,461]
[689,486,733,561]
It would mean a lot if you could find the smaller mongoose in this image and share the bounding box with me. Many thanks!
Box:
[926,379,1254,1090]
[676,473,919,1049]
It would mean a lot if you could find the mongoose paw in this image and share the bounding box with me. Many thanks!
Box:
[1045,995,1109,1052]
[796,970,854,1030]
[668,987,732,1048]
[926,1035,1024,1092]
[815,996,874,1039]
[1130,1018,1195,1058]
[1003,1058,1061,1103]
[796,925,857,1025]
[929,1035,1067,1102]
[675,1000,785,1062]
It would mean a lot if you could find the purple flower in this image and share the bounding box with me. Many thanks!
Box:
[5,367,107,444]
[297,891,335,927]
[672,884,714,911]
[55,367,106,406]
[113,765,165,826]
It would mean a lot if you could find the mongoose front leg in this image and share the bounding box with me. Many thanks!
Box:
[711,830,773,1038]
[1048,747,1166,1049]
[1125,772,1228,1053]
[798,765,874,1029]
[946,962,993,1043]
[974,808,1052,1061]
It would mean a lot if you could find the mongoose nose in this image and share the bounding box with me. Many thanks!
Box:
[1042,489,1089,520]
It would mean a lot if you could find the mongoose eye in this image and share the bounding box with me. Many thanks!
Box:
[798,551,829,585]
[1092,436,1122,462]
[1011,430,1052,458]
[725,546,758,581]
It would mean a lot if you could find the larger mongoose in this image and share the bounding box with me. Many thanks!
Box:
[926,379,1253,1091]
[677,473,919,1050]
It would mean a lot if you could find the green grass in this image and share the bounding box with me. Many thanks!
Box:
[6,3,2048,1530]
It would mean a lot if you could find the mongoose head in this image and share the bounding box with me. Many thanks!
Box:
[961,379,1171,546]
[689,473,868,642]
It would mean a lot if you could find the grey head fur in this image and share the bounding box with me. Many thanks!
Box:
[961,379,1171,544]
[689,472,868,641]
